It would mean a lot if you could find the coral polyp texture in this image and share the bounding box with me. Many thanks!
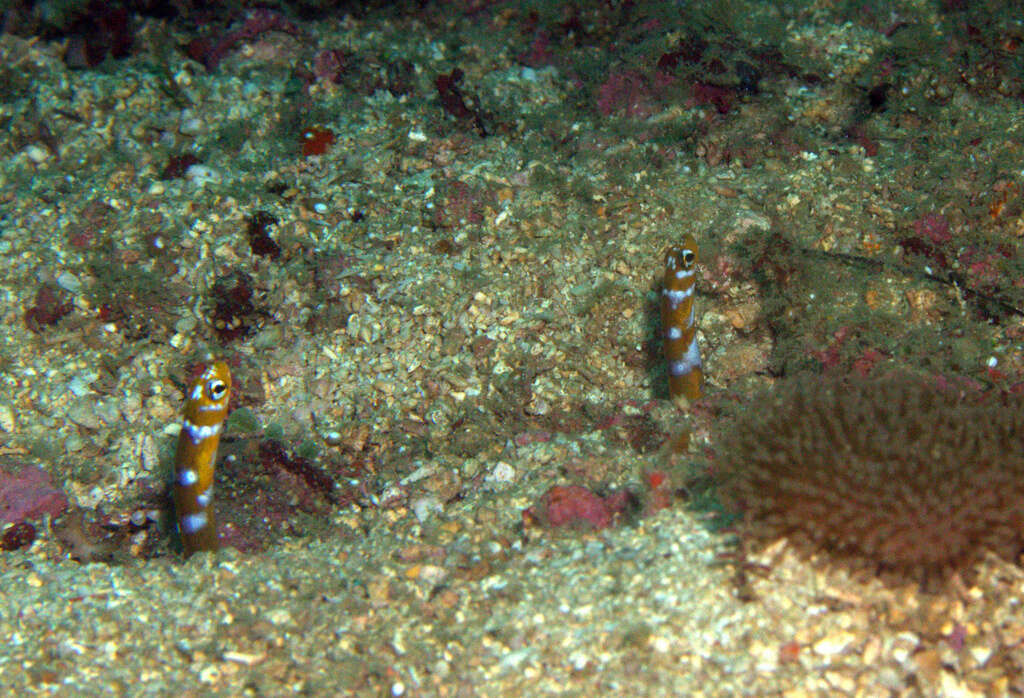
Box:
[714,373,1024,580]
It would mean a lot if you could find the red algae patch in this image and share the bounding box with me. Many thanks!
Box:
[300,127,335,157]
[714,372,1024,581]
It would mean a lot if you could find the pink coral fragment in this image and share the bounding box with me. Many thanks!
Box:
[526,485,615,530]
[0,462,69,525]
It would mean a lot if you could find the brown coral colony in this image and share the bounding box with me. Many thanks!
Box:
[715,373,1024,580]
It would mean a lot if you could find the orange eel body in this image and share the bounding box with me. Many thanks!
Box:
[660,235,703,407]
[173,361,231,557]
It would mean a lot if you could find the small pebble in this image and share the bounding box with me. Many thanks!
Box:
[264,608,293,626]
[179,116,204,135]
[55,272,82,293]
[813,631,856,656]
[184,164,221,186]
[67,373,96,398]
[95,400,121,426]
[0,403,15,432]
[411,495,442,522]
[67,399,103,429]
[485,462,516,486]
[418,565,447,585]
[24,144,49,163]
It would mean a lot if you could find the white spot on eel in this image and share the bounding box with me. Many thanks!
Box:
[181,512,208,534]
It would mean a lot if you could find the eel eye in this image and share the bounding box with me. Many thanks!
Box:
[682,250,695,265]
[208,379,227,400]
